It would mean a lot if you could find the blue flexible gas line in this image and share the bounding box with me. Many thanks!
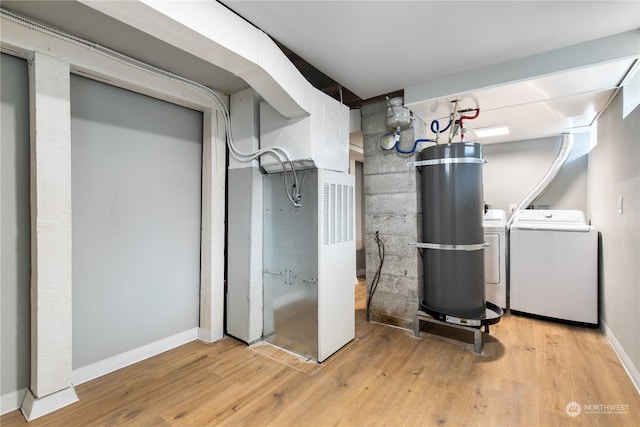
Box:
[430,118,451,135]
[395,139,435,155]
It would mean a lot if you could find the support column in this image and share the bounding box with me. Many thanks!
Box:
[198,108,227,342]
[21,52,78,421]
[361,101,424,330]
[226,88,263,343]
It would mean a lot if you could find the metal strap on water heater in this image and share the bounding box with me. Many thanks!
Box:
[407,158,487,168]
[410,242,489,251]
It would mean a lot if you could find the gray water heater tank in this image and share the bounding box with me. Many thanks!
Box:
[420,142,486,320]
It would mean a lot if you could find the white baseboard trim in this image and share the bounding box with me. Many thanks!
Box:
[1,388,27,416]
[20,386,78,421]
[72,327,198,386]
[198,326,224,343]
[601,319,640,394]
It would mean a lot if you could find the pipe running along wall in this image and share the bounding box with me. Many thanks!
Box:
[507,132,574,226]
[0,7,303,207]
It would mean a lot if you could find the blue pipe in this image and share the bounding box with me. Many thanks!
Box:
[430,118,451,135]
[395,139,435,155]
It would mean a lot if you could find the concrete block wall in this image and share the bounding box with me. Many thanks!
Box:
[362,100,426,329]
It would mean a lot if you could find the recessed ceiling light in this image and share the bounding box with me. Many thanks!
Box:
[475,127,510,138]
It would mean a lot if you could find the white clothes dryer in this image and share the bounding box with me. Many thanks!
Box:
[484,209,507,308]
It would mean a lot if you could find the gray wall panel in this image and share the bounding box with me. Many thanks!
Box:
[1,53,31,395]
[483,136,588,213]
[589,90,640,381]
[70,75,202,368]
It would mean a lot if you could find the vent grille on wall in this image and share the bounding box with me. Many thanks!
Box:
[323,182,354,245]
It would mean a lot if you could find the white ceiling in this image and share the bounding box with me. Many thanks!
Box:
[3,1,640,144]
[408,57,637,143]
[221,0,640,143]
[222,1,640,100]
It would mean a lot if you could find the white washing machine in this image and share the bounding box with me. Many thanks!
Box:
[510,210,597,325]
[484,209,507,308]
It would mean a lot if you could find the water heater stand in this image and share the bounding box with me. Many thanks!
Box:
[413,302,503,354]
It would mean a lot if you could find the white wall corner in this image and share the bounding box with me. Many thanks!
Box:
[20,386,78,422]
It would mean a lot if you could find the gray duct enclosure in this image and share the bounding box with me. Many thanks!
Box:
[262,168,355,362]
[263,170,320,359]
[420,143,486,319]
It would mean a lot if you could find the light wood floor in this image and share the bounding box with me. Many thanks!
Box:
[3,280,639,426]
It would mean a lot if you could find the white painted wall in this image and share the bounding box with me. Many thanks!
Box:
[70,75,203,368]
[483,136,589,214]
[588,89,640,389]
[1,53,30,401]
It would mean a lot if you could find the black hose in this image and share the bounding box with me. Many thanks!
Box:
[366,231,385,322]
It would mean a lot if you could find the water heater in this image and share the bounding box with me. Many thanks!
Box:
[419,142,486,320]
